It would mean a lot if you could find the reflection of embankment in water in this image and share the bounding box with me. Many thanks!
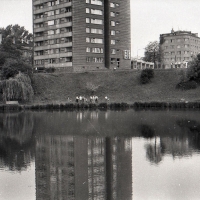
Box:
[0,112,35,171]
[35,135,132,200]
[32,110,200,137]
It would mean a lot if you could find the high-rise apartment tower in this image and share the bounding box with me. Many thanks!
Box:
[33,0,131,72]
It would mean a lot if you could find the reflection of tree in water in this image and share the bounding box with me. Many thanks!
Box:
[0,112,34,143]
[177,119,200,151]
[145,138,164,165]
[0,112,35,171]
[139,124,164,164]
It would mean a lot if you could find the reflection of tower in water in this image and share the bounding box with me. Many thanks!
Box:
[105,137,132,200]
[36,136,75,200]
[76,111,99,122]
[88,138,105,200]
[36,136,132,200]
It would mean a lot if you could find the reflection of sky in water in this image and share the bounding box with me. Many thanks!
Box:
[132,138,200,200]
[0,162,35,200]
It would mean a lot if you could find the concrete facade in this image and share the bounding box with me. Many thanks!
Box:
[160,29,200,69]
[32,0,131,72]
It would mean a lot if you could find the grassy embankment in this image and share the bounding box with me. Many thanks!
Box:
[32,69,200,104]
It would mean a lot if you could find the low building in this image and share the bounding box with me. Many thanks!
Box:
[171,61,188,68]
[131,58,154,70]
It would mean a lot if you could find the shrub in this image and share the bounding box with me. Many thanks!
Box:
[45,67,55,73]
[187,53,200,83]
[98,103,107,109]
[110,103,121,109]
[176,80,197,90]
[140,68,154,84]
[120,102,129,108]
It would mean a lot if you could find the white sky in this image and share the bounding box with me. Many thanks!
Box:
[1,0,200,57]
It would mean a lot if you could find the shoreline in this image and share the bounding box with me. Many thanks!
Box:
[1,101,200,111]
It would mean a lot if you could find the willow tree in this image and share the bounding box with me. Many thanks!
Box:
[0,72,34,102]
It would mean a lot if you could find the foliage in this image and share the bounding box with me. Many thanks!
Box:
[140,68,154,84]
[0,24,33,47]
[0,73,34,102]
[0,24,33,64]
[1,58,32,79]
[0,51,10,66]
[143,41,163,68]
[0,24,33,75]
[187,53,200,83]
[0,38,22,61]
[86,82,100,94]
[176,80,197,90]
[45,67,55,73]
[179,69,188,83]
[175,53,200,90]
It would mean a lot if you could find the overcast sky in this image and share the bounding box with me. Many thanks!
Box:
[1,0,200,57]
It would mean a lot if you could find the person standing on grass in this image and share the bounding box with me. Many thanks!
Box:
[105,96,109,102]
[95,96,98,103]
[76,96,79,103]
[79,96,83,103]
[90,96,93,103]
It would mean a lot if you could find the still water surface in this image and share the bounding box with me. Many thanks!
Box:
[0,109,200,200]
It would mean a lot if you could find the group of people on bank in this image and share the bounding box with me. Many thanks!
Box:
[75,96,90,103]
[69,95,110,103]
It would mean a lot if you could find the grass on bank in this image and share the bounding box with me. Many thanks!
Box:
[32,69,200,104]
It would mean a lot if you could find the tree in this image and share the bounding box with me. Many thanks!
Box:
[0,25,33,79]
[0,72,34,102]
[143,41,163,68]
[0,24,33,67]
[0,25,34,102]
[0,24,33,47]
[1,58,32,80]
[175,54,200,90]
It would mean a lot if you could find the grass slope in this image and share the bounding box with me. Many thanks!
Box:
[32,69,200,103]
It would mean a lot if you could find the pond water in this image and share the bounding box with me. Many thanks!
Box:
[0,109,200,200]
